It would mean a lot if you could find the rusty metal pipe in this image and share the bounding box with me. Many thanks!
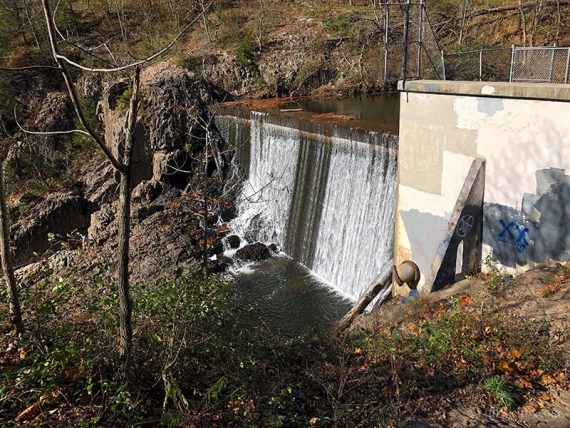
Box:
[392,260,420,289]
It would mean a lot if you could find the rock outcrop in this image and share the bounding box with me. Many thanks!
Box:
[95,64,219,190]
[11,192,90,265]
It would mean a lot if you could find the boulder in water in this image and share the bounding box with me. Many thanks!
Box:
[244,213,266,243]
[227,235,241,249]
[236,242,271,261]
[220,205,237,222]
[268,243,279,253]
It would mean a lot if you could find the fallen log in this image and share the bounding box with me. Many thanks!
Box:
[335,262,392,332]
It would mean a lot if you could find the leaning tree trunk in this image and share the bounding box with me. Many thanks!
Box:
[0,160,24,333]
[116,67,141,364]
[117,169,133,361]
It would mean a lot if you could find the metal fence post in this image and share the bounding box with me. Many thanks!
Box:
[549,47,556,83]
[509,44,515,82]
[401,0,410,85]
[564,48,570,83]
[479,49,483,81]
[441,50,446,80]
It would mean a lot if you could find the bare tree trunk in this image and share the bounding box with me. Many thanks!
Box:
[530,0,546,46]
[117,67,140,364]
[167,0,180,30]
[555,0,562,41]
[117,170,132,359]
[115,0,127,41]
[257,0,265,52]
[202,129,209,276]
[518,0,528,45]
[202,191,208,275]
[22,0,41,49]
[458,0,470,46]
[0,159,24,333]
[199,0,212,43]
[41,0,140,365]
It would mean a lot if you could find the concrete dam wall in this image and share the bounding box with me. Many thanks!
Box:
[395,80,570,293]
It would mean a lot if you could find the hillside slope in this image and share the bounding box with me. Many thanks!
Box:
[175,0,570,97]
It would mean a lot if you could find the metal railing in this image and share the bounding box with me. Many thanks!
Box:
[443,46,570,84]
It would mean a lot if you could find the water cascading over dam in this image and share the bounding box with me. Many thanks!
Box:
[219,111,398,300]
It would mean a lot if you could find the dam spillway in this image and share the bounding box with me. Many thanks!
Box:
[218,105,399,301]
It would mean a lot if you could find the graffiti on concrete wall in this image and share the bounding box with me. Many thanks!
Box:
[456,215,475,238]
[497,220,529,253]
[484,168,570,267]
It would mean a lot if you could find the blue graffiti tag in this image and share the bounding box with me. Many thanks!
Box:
[497,220,529,253]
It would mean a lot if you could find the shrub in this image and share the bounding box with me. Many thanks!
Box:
[115,88,133,111]
[235,32,259,67]
[323,12,361,39]
[177,53,203,72]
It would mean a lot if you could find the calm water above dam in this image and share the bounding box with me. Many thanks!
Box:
[217,94,399,335]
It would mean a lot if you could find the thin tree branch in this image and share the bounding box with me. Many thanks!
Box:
[0,117,14,140]
[52,0,118,68]
[41,0,125,172]
[14,107,91,137]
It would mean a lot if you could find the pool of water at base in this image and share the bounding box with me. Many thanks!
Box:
[228,256,353,337]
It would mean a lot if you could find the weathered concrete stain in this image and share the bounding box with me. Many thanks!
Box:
[398,93,478,195]
[477,98,504,116]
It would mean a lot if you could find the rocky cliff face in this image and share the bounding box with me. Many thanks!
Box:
[11,191,90,266]
[95,63,216,189]
[12,63,233,285]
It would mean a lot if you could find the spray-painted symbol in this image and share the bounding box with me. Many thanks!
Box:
[456,215,474,238]
[497,220,529,253]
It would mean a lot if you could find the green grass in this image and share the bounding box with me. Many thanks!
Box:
[482,376,515,408]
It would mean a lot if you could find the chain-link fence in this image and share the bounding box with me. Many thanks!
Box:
[444,46,570,84]
[374,2,570,84]
[443,48,511,82]
[512,47,570,83]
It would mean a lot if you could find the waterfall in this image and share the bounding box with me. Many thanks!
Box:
[223,111,398,300]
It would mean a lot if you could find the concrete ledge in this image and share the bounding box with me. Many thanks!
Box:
[398,80,570,102]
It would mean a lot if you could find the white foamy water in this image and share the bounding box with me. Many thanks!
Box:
[224,112,398,300]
